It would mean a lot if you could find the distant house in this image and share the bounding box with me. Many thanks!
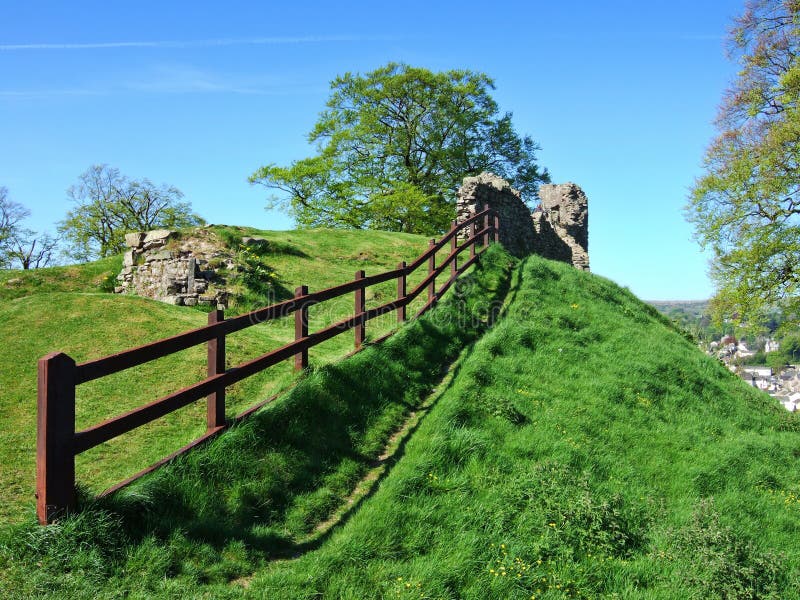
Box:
[742,366,772,379]
[782,392,800,412]
[735,342,755,359]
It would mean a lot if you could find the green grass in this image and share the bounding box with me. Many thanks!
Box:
[0,244,514,598]
[0,292,292,525]
[0,255,122,301]
[0,227,461,524]
[245,255,799,599]
[3,248,799,598]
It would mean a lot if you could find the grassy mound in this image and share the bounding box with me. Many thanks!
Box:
[0,245,515,598]
[246,255,800,598]
[208,225,437,312]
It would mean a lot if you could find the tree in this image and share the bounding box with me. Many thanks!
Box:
[687,0,800,329]
[7,232,59,270]
[0,186,28,268]
[0,187,58,270]
[59,165,205,260]
[250,63,549,235]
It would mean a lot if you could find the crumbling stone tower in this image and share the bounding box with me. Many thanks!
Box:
[533,183,589,271]
[455,173,589,270]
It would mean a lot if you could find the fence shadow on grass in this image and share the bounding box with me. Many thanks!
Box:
[86,246,515,563]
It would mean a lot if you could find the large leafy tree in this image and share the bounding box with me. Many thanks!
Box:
[687,0,800,328]
[60,165,205,260]
[250,63,549,235]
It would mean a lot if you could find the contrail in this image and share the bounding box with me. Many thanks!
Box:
[0,35,400,51]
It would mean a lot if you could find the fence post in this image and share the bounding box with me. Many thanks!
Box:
[494,212,500,243]
[355,270,366,350]
[483,211,490,247]
[428,239,436,304]
[36,351,76,525]
[207,309,226,431]
[450,220,458,277]
[397,261,407,323]
[294,285,309,371]
[470,219,477,259]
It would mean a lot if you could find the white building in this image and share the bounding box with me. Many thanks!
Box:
[781,392,800,412]
[741,366,773,379]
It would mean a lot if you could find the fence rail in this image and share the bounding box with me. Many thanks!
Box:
[36,208,498,524]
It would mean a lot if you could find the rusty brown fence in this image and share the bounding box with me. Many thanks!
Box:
[36,209,499,524]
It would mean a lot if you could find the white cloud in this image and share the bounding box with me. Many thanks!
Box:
[123,64,325,95]
[0,88,107,97]
[0,64,325,98]
[0,35,401,52]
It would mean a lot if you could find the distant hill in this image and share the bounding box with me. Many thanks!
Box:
[648,299,710,317]
[648,299,717,341]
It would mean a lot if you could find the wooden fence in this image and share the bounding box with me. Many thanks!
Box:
[36,209,499,524]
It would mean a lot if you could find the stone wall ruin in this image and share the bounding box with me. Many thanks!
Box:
[456,172,589,270]
[115,228,231,308]
[533,183,589,271]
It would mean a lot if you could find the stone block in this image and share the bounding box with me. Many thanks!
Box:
[242,236,268,247]
[124,232,145,248]
[187,257,196,292]
[145,250,174,262]
[123,250,136,267]
[143,229,175,245]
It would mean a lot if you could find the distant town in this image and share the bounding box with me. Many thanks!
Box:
[648,300,800,413]
[709,336,800,412]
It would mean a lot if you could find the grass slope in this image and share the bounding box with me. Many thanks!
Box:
[0,245,514,598]
[0,227,451,524]
[0,255,122,301]
[3,250,799,598]
[248,255,800,599]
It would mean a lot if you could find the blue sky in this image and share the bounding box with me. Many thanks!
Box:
[0,0,744,299]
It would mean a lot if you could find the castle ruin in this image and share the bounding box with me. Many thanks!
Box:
[456,173,589,270]
[115,173,589,307]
